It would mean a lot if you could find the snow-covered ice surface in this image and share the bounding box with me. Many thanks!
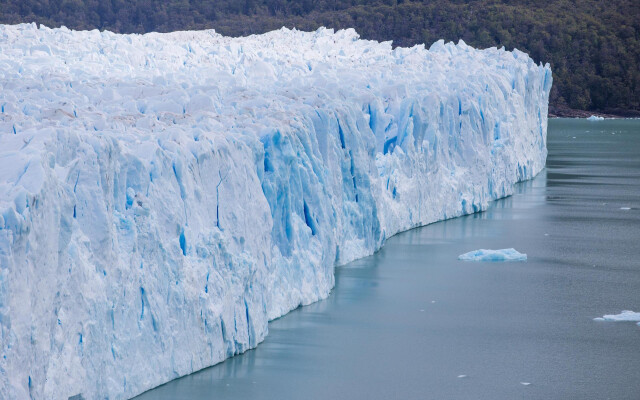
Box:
[458,248,528,262]
[593,311,640,323]
[0,23,551,399]
[587,115,604,121]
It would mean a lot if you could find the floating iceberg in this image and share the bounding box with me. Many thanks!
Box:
[0,23,551,399]
[587,115,604,121]
[458,248,528,261]
[593,311,640,322]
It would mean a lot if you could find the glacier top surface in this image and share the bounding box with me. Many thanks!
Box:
[0,23,546,209]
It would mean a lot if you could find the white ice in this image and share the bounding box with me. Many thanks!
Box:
[458,248,527,262]
[0,23,551,399]
[593,311,640,322]
[587,115,604,121]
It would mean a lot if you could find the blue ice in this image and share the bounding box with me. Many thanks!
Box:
[458,248,527,262]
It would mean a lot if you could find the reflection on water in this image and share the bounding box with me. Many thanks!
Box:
[136,119,640,400]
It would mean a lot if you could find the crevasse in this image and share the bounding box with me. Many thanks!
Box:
[0,24,552,399]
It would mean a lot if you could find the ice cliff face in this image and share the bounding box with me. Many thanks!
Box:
[0,23,551,399]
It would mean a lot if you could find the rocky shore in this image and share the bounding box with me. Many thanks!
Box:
[549,105,640,119]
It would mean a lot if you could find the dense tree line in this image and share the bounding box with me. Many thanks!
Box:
[1,0,638,114]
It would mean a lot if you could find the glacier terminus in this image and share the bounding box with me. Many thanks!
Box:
[0,23,551,399]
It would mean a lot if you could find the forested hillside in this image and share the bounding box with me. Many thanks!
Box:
[1,0,638,114]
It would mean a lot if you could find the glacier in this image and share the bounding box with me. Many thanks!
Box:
[458,248,527,262]
[0,23,551,399]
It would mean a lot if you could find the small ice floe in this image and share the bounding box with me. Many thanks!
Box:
[587,115,604,121]
[520,382,531,386]
[620,207,631,210]
[594,310,640,323]
[431,300,436,303]
[458,248,527,262]
[457,375,467,378]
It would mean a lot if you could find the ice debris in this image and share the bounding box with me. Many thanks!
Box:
[458,248,527,261]
[587,115,604,121]
[593,311,640,322]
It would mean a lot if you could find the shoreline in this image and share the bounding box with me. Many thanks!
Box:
[549,106,640,119]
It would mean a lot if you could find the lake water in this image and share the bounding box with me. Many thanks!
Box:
[136,119,640,399]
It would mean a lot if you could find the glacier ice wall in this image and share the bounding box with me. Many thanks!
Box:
[0,23,551,399]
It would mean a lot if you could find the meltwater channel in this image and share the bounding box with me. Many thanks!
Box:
[136,119,640,400]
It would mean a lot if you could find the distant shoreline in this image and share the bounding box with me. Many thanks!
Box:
[549,106,640,119]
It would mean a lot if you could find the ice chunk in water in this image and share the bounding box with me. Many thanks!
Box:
[458,248,527,262]
[594,311,640,322]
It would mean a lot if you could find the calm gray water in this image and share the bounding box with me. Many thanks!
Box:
[136,119,640,400]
